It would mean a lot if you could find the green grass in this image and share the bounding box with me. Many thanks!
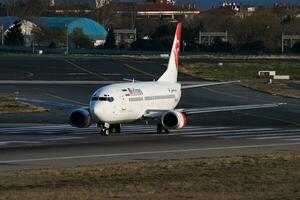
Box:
[182,54,300,61]
[181,61,300,98]
[0,151,299,199]
[182,62,300,80]
[0,97,47,114]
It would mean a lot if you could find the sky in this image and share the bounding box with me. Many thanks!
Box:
[0,0,299,10]
[198,0,300,9]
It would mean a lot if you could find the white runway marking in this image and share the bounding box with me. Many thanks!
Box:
[43,137,85,141]
[253,135,300,140]
[177,128,276,137]
[67,73,88,76]
[1,142,300,164]
[218,129,300,139]
[0,125,230,135]
[0,141,41,146]
[286,138,300,141]
[64,59,110,81]
[0,125,299,145]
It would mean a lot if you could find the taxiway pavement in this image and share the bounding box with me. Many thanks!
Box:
[0,55,300,170]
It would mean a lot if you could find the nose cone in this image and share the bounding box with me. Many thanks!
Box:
[90,90,101,115]
[89,87,114,123]
[90,101,103,120]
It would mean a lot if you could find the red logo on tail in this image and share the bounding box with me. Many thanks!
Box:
[173,23,181,69]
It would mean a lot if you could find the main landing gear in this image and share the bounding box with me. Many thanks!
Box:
[97,123,168,135]
[97,123,121,136]
[157,123,169,134]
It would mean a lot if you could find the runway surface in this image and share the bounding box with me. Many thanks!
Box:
[0,55,300,170]
[1,124,300,170]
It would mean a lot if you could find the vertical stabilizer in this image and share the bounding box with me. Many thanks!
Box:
[158,23,181,83]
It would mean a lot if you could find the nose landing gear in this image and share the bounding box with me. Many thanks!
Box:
[100,127,110,136]
[97,123,121,136]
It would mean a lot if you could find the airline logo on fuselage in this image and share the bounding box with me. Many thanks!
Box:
[125,88,143,96]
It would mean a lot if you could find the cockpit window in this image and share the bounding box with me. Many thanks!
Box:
[92,97,98,101]
[92,97,114,102]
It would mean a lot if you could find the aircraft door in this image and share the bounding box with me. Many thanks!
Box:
[121,94,127,111]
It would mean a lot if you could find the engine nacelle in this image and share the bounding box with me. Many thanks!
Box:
[69,108,93,128]
[161,111,187,129]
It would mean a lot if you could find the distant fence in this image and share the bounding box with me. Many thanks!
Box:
[0,45,299,56]
[0,45,170,56]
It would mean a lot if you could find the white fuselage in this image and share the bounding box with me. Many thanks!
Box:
[89,82,181,123]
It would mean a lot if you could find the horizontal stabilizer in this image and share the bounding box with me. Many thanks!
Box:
[181,81,240,89]
[122,78,141,83]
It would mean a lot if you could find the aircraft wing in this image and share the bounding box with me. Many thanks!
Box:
[181,81,240,89]
[15,97,86,111]
[178,103,284,115]
[143,103,285,118]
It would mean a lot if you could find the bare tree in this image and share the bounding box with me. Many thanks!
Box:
[32,25,67,48]
[94,2,119,28]
[283,19,300,35]
[22,0,45,17]
[235,10,282,51]
[2,0,45,17]
[135,19,160,39]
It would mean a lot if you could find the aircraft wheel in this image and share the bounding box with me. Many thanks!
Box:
[115,124,121,133]
[157,124,169,134]
[101,128,110,136]
[157,124,163,133]
[108,125,114,133]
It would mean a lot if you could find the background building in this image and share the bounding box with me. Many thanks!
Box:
[0,17,37,46]
[116,0,200,21]
[47,0,111,9]
[0,16,107,46]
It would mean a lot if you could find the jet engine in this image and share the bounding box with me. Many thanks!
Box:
[161,111,187,129]
[69,108,93,128]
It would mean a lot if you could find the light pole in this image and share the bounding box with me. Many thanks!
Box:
[66,25,69,54]
[182,40,186,53]
[32,37,35,54]
[1,24,3,46]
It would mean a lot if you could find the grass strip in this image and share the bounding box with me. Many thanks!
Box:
[0,97,47,114]
[181,62,300,98]
[0,151,299,199]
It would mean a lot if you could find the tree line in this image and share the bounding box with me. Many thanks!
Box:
[130,9,300,53]
[3,4,300,53]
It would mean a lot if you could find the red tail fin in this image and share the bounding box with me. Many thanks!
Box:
[174,23,181,69]
[158,23,182,83]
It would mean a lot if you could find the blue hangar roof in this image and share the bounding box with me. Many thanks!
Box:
[33,17,107,39]
[0,17,107,40]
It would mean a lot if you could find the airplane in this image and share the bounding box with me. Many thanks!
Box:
[16,23,284,135]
